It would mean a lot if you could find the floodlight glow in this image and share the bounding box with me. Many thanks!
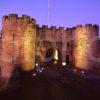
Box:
[39,70,42,73]
[33,73,36,76]
[81,70,85,74]
[74,28,89,70]
[41,68,44,70]
[54,50,59,61]
[73,69,77,72]
[53,61,57,64]
[62,62,66,66]
[36,63,38,66]
[22,24,36,71]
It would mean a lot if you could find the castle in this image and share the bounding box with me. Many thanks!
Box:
[0,14,100,79]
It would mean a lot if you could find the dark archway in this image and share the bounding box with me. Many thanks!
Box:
[46,48,54,58]
[40,40,61,64]
[66,55,70,64]
[45,47,54,62]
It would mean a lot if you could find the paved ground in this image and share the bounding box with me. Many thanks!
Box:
[0,63,100,100]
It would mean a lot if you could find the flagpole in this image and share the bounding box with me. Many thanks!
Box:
[48,0,50,26]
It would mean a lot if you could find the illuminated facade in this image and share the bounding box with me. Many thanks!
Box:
[23,23,36,71]
[73,24,99,70]
[0,14,99,79]
[74,26,90,69]
[0,14,36,78]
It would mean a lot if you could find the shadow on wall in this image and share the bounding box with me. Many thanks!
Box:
[6,64,34,90]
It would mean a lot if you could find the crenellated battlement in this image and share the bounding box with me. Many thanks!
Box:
[66,28,72,32]
[2,15,8,21]
[9,14,18,20]
[22,15,30,20]
[2,14,99,35]
[0,13,100,80]
[75,24,99,29]
[85,24,92,28]
[50,26,56,30]
[76,24,83,28]
[42,25,48,30]
[93,25,99,32]
[2,14,36,28]
[2,14,18,24]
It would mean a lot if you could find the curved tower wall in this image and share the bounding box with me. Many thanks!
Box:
[23,19,36,71]
[73,24,99,70]
[1,14,17,78]
[1,14,36,78]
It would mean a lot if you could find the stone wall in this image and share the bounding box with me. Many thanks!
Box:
[73,24,99,70]
[0,14,100,80]
[1,14,36,79]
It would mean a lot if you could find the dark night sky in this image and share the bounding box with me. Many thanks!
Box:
[0,0,100,33]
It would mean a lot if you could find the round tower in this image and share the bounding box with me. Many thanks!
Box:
[73,24,99,70]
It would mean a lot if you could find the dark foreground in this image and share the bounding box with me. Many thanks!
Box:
[0,63,100,100]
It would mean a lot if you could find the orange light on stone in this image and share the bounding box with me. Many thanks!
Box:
[54,50,58,61]
[53,50,58,64]
[23,23,36,71]
[74,28,89,70]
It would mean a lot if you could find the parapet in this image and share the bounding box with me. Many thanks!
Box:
[93,24,99,29]
[72,27,76,30]
[36,24,40,29]
[30,18,36,25]
[66,28,72,32]
[42,25,48,29]
[59,27,64,31]
[85,24,92,28]
[2,15,8,21]
[22,15,31,25]
[50,26,56,30]
[2,14,18,22]
[75,24,96,30]
[22,15,30,21]
[1,14,99,38]
[2,14,37,33]
[17,17,22,25]
[9,14,18,19]
[76,24,82,28]
[18,17,22,20]
[93,25,99,36]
